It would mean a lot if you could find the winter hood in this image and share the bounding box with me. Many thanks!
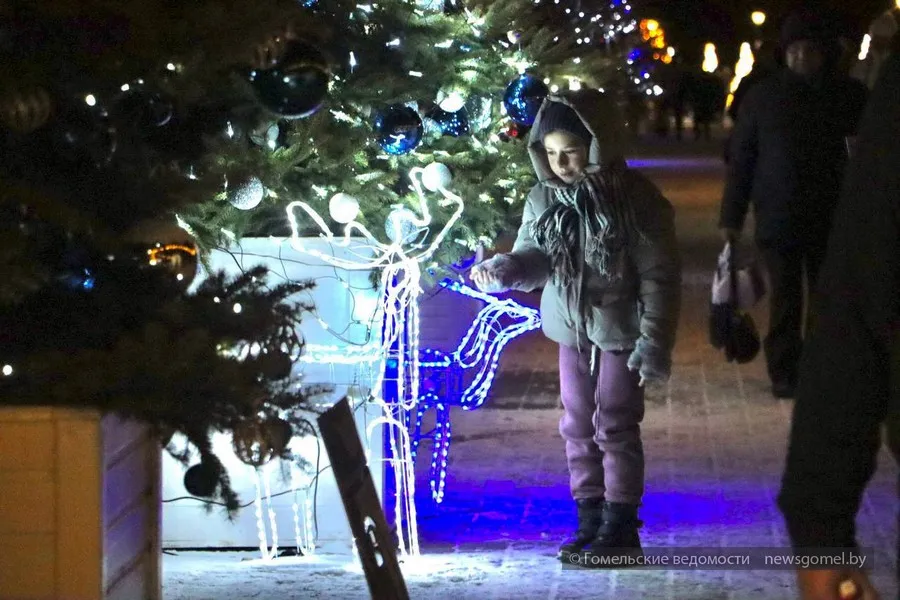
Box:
[527,89,629,187]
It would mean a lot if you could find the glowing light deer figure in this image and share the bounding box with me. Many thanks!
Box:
[285,167,463,558]
[414,279,541,503]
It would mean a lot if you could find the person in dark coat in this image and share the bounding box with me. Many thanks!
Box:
[777,39,900,600]
[690,70,725,141]
[718,8,868,398]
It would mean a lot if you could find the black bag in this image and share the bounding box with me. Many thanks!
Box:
[709,243,761,364]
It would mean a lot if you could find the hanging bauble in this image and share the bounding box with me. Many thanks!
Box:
[465,96,493,132]
[0,87,52,134]
[428,106,470,137]
[499,120,530,142]
[183,461,220,497]
[226,175,265,210]
[374,104,424,155]
[125,218,200,289]
[421,162,453,192]
[329,193,360,224]
[384,205,420,243]
[247,39,330,119]
[436,89,466,113]
[249,120,287,150]
[267,417,294,455]
[53,96,117,166]
[503,74,549,126]
[507,30,522,44]
[232,416,292,467]
[112,85,173,129]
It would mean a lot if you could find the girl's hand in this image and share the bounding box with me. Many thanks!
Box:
[471,258,512,294]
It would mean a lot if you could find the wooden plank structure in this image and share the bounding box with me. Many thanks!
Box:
[0,407,161,600]
[318,397,409,600]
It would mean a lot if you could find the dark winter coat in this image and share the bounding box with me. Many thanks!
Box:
[776,49,900,555]
[719,69,868,250]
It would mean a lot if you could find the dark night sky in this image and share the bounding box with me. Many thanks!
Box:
[635,0,894,67]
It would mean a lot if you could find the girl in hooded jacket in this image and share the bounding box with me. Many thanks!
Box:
[471,90,681,565]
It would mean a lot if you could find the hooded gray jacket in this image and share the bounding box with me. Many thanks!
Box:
[499,91,681,354]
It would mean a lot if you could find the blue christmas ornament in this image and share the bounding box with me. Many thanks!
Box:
[503,74,549,126]
[428,106,470,137]
[374,105,424,155]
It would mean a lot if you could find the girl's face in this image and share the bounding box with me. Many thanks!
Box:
[543,131,589,184]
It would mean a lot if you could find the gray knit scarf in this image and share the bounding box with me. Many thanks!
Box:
[531,166,644,288]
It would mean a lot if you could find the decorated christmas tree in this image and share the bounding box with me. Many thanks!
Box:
[171,0,651,273]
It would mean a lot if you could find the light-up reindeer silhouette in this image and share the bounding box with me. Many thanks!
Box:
[414,279,539,503]
[286,168,541,555]
[286,166,463,557]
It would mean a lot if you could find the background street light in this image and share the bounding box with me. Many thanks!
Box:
[751,11,766,26]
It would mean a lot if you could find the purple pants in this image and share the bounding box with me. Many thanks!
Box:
[558,343,645,505]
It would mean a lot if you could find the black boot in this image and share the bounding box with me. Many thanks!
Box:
[582,502,643,567]
[557,497,604,561]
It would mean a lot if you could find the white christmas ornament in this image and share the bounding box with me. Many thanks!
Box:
[437,90,466,113]
[227,176,265,210]
[421,162,452,192]
[384,206,420,243]
[328,193,361,224]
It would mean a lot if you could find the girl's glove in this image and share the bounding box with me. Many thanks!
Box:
[626,336,671,386]
[470,255,518,294]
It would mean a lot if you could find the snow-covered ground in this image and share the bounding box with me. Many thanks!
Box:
[163,404,897,600]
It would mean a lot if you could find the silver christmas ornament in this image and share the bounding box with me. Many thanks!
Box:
[384,206,420,243]
[227,176,265,210]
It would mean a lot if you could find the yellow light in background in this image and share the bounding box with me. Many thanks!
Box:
[667,47,676,57]
[896,0,899,9]
[645,19,659,32]
[751,11,766,26]
[702,42,719,73]
[858,33,871,60]
[726,42,755,109]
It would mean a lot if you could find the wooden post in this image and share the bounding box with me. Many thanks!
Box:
[318,397,410,600]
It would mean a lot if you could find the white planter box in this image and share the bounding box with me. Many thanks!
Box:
[162,237,385,553]
[0,407,161,600]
